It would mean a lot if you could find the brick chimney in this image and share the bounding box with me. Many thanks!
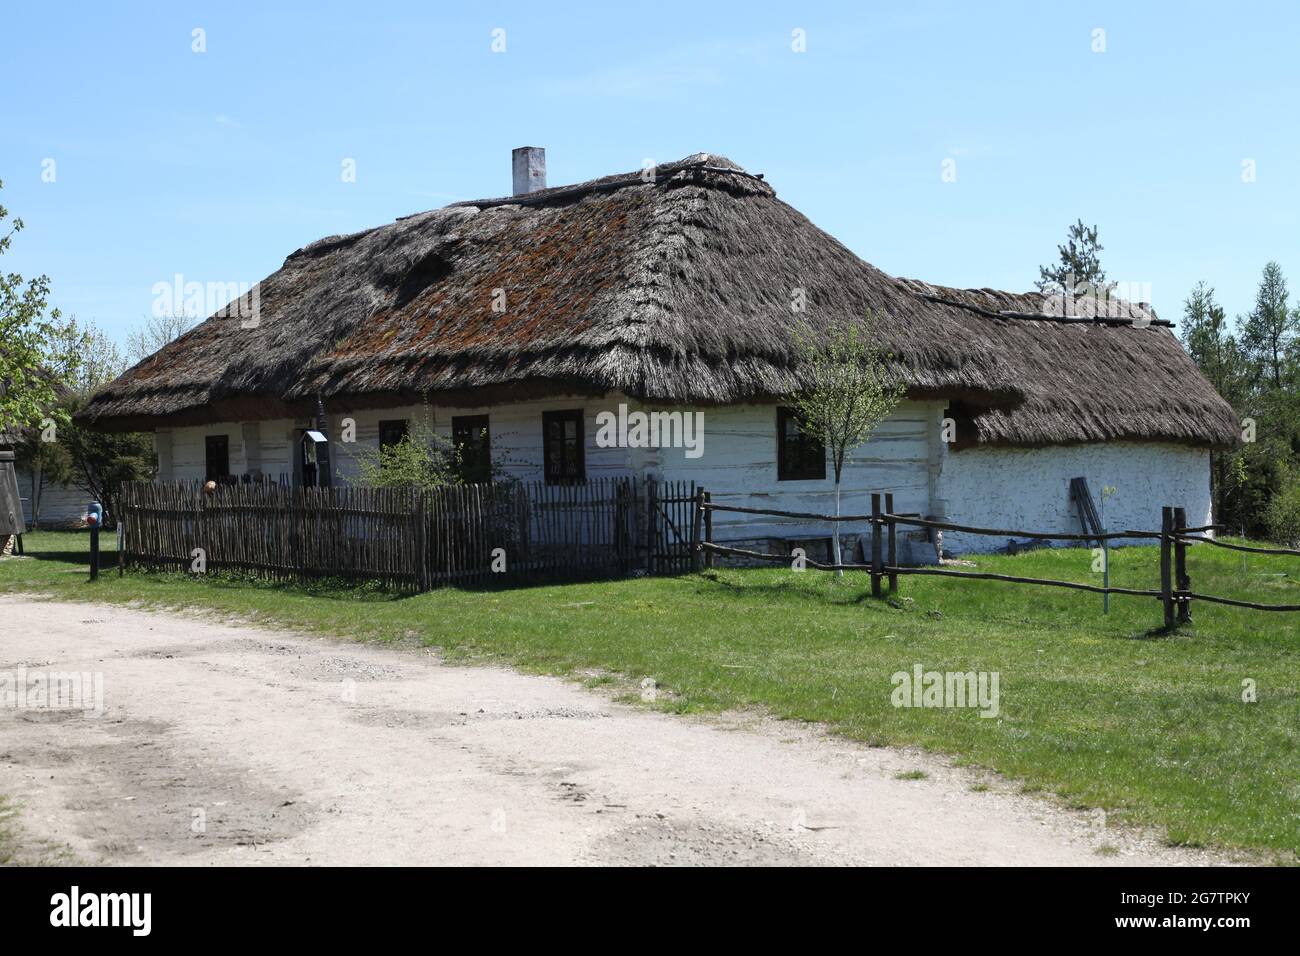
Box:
[512,146,546,196]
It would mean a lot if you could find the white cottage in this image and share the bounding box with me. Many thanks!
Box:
[79,149,1238,556]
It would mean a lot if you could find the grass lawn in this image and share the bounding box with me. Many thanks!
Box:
[2,530,1297,859]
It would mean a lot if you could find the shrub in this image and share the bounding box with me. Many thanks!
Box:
[354,421,462,491]
[1264,468,1300,545]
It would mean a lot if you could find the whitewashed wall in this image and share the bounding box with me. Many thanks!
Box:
[648,400,943,549]
[937,442,1213,554]
[155,397,1213,563]
[158,398,938,554]
[159,394,641,485]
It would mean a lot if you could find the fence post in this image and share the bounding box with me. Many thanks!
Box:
[645,480,657,576]
[1174,506,1191,624]
[702,490,714,570]
[1160,506,1175,628]
[885,492,897,595]
[88,522,100,581]
[692,487,705,572]
[415,491,427,592]
[871,493,882,598]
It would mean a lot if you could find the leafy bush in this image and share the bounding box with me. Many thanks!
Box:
[354,421,462,491]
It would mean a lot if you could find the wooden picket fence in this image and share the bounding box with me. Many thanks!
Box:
[117,477,648,590]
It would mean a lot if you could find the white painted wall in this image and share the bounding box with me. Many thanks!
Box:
[156,397,1214,563]
[936,442,1213,554]
[160,398,937,552]
[160,394,641,486]
[648,400,941,548]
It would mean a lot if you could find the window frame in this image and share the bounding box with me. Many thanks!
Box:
[776,406,826,481]
[542,409,585,485]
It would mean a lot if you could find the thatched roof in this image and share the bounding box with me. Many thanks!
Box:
[895,281,1241,448]
[78,154,1238,449]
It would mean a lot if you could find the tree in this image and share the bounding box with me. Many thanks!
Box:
[1264,463,1300,546]
[790,314,904,577]
[1181,266,1300,540]
[16,321,143,526]
[0,179,82,438]
[1182,283,1248,405]
[1035,219,1113,295]
[47,314,127,395]
[37,415,153,526]
[1181,282,1253,526]
[126,312,197,365]
[1240,261,1297,390]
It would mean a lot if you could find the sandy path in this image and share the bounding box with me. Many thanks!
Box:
[0,595,1231,866]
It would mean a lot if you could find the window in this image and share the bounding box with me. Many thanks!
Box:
[776,407,825,481]
[452,415,491,484]
[378,419,409,451]
[204,435,231,483]
[542,410,585,485]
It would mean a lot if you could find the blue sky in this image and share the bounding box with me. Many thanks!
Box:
[3,0,1298,348]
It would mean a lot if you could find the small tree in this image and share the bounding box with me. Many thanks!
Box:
[37,414,153,526]
[790,314,904,576]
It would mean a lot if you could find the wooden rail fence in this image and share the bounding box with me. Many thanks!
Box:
[695,491,1300,624]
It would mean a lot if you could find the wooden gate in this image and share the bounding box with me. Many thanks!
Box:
[646,480,697,575]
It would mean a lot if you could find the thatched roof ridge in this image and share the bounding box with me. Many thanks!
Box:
[77,154,1237,449]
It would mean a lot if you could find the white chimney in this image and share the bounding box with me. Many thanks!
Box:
[512,146,546,196]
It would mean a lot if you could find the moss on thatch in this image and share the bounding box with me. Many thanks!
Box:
[77,154,1238,449]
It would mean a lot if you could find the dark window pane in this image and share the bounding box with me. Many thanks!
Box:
[378,419,409,451]
[205,435,230,482]
[452,415,491,484]
[542,410,584,485]
[776,407,825,481]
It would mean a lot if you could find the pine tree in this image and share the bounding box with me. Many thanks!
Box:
[1035,219,1113,294]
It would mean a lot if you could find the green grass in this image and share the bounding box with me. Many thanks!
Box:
[3,530,1298,857]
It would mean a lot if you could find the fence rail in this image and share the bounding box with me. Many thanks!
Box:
[696,493,1300,624]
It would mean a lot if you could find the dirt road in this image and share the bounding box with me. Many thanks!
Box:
[0,595,1230,866]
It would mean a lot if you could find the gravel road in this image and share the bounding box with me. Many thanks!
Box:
[0,595,1233,866]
